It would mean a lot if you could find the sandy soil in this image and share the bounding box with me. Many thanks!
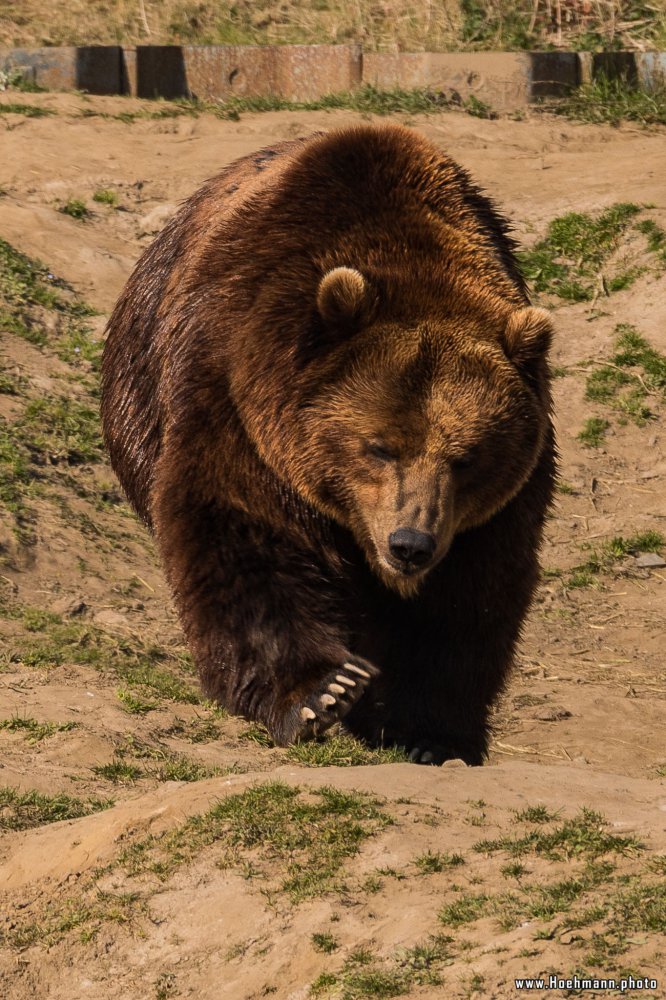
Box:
[0,93,664,999]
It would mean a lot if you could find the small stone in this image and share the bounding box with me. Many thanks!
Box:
[635,552,666,568]
[51,596,88,617]
[441,758,467,769]
[532,706,572,722]
[137,202,178,236]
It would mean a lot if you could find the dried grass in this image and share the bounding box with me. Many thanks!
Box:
[1,0,664,51]
[0,0,462,52]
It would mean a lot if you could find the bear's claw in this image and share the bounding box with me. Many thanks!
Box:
[290,656,378,743]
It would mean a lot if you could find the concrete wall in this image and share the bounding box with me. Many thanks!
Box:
[0,46,122,94]
[129,44,363,102]
[0,44,663,107]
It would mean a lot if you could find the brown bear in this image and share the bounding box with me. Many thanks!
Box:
[101,123,555,765]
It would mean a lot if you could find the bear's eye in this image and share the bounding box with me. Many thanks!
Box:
[450,453,475,471]
[366,442,397,462]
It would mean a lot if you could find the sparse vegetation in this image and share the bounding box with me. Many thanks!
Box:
[0,714,78,743]
[0,786,111,831]
[312,932,339,954]
[0,102,54,117]
[548,76,666,128]
[473,808,643,860]
[0,596,199,706]
[82,86,499,123]
[584,325,666,428]
[310,934,451,997]
[519,203,644,302]
[92,188,119,207]
[287,732,408,767]
[92,758,143,783]
[566,531,665,589]
[515,804,559,824]
[577,417,609,449]
[119,782,392,903]
[0,240,102,544]
[414,849,465,874]
[59,198,91,221]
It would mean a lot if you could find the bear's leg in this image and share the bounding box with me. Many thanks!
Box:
[152,486,377,745]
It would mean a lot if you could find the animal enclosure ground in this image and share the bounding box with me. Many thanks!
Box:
[0,93,664,999]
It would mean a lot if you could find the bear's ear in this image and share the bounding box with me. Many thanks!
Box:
[316,267,377,328]
[502,307,553,367]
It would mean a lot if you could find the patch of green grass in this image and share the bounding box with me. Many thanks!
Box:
[565,531,665,589]
[151,754,219,782]
[519,203,643,302]
[239,723,273,746]
[95,86,498,125]
[436,860,629,937]
[577,417,609,448]
[0,102,54,117]
[312,932,339,953]
[0,239,99,384]
[0,397,106,550]
[439,892,490,927]
[501,861,528,879]
[0,366,28,396]
[92,758,143,784]
[1,605,199,706]
[92,188,119,207]
[613,880,666,933]
[3,889,145,949]
[116,688,157,715]
[473,808,642,861]
[0,420,38,547]
[0,238,59,311]
[120,782,391,903]
[547,76,666,128]
[635,218,666,263]
[0,786,112,831]
[583,325,666,428]
[287,733,408,767]
[154,972,178,999]
[99,741,220,784]
[414,849,465,874]
[0,715,78,743]
[18,396,103,464]
[515,805,559,824]
[160,714,223,743]
[59,198,91,221]
[311,935,450,998]
[606,531,665,556]
[22,607,61,631]
[0,309,47,347]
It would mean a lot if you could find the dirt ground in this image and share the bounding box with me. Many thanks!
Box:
[0,93,664,999]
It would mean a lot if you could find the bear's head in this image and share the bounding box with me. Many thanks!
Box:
[294,266,553,596]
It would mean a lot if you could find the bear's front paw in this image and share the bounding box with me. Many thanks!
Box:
[281,656,378,745]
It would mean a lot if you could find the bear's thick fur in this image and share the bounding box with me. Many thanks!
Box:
[101,124,555,765]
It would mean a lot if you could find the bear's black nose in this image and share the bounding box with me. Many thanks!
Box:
[388,528,436,568]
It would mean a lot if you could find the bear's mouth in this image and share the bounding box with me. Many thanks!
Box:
[379,552,431,578]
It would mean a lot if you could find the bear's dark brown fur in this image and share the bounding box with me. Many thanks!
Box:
[101,124,555,764]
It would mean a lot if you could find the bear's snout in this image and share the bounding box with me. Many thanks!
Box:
[388,528,436,570]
